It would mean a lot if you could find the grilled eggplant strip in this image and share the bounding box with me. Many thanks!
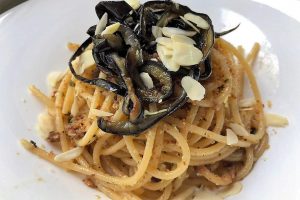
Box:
[68,0,238,135]
[68,37,126,96]
[137,60,173,102]
[98,66,200,135]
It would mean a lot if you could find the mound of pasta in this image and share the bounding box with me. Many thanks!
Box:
[24,38,268,200]
[22,1,278,200]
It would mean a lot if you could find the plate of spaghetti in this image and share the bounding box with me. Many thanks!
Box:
[0,0,299,199]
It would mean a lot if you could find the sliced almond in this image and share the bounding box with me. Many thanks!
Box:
[157,45,180,72]
[47,71,64,88]
[71,57,80,73]
[37,112,55,139]
[224,96,229,107]
[124,0,140,10]
[173,42,203,66]
[152,26,163,38]
[79,50,96,74]
[101,22,120,36]
[239,98,256,108]
[156,37,173,49]
[265,113,289,127]
[90,109,113,118]
[86,43,94,51]
[140,72,154,89]
[240,107,254,111]
[226,129,239,145]
[171,34,196,45]
[184,13,209,30]
[179,16,200,33]
[95,12,108,35]
[161,27,197,37]
[54,147,83,162]
[144,109,167,116]
[162,56,180,72]
[229,123,250,137]
[181,76,205,101]
[160,45,173,56]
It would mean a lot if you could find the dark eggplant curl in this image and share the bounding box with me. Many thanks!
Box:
[68,0,237,135]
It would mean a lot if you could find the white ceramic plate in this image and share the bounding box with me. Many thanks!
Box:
[0,0,299,199]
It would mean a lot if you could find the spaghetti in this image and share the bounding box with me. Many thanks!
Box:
[24,38,271,200]
[21,0,286,199]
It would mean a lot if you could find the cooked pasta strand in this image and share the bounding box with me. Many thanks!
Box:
[23,39,274,200]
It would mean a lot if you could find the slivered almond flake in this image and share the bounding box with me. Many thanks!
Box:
[159,45,173,56]
[184,13,209,30]
[124,0,140,10]
[86,43,94,51]
[171,34,196,45]
[173,42,203,66]
[79,50,96,74]
[179,16,200,33]
[161,27,197,37]
[226,129,239,145]
[239,98,256,108]
[265,113,289,127]
[37,112,55,139]
[162,56,180,72]
[144,109,167,116]
[152,26,162,38]
[181,76,205,101]
[90,109,113,117]
[140,72,154,89]
[95,12,108,35]
[156,37,173,49]
[224,96,229,108]
[71,57,80,72]
[54,147,83,162]
[101,22,120,36]
[240,107,254,111]
[47,71,64,88]
[157,45,180,72]
[229,123,250,137]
